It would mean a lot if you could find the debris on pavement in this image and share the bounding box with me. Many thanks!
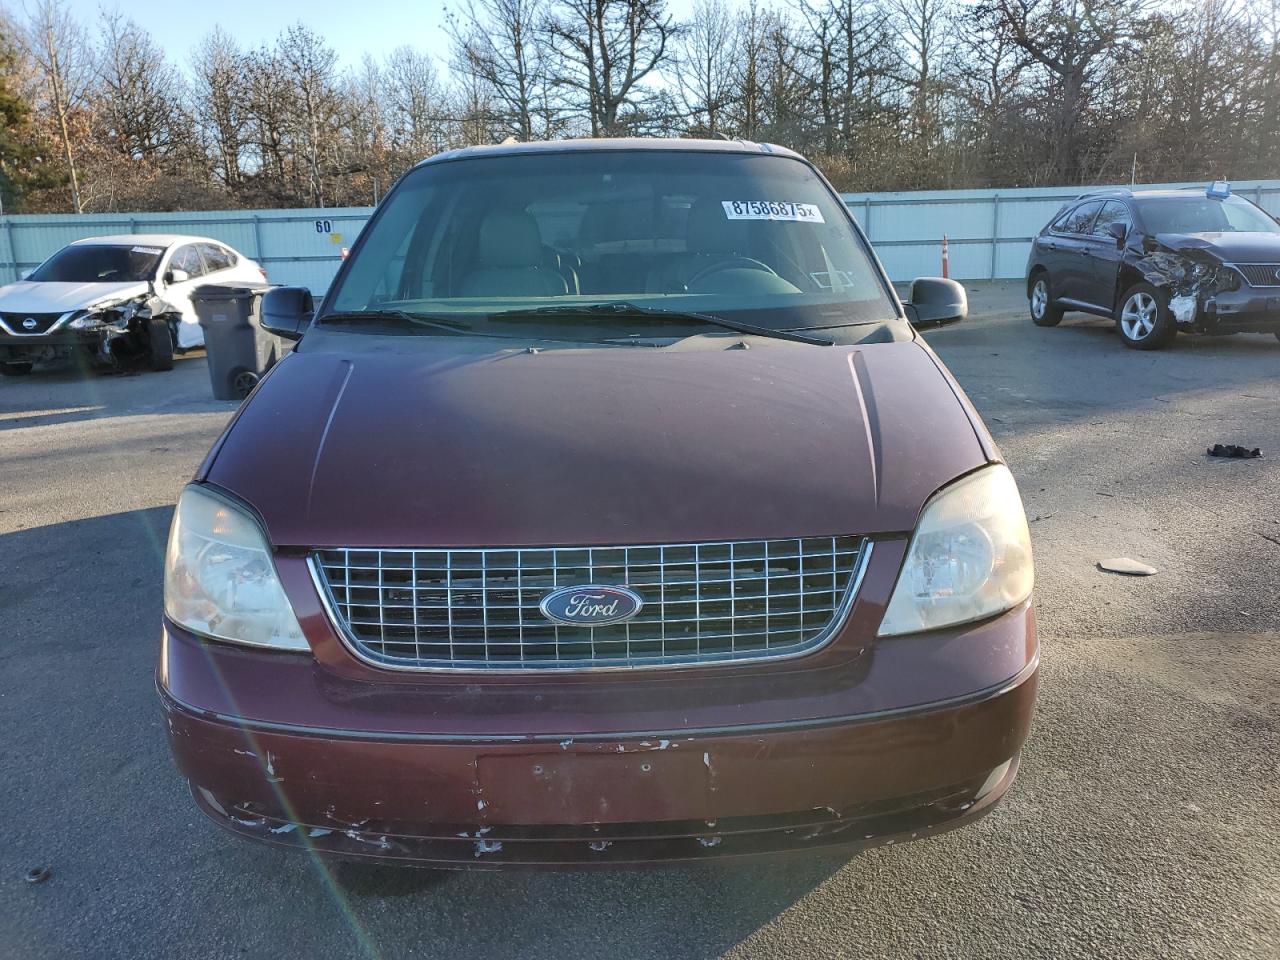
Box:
[1207,444,1261,459]
[1098,558,1159,576]
[25,866,51,885]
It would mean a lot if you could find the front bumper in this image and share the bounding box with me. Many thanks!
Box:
[159,536,1038,867]
[161,667,1034,867]
[0,328,105,355]
[1201,288,1280,332]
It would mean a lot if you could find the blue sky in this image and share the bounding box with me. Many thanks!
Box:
[59,0,703,75]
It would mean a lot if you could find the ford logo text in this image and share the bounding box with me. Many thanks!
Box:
[539,585,644,627]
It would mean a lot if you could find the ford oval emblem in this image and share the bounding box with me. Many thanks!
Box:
[22,317,37,330]
[540,585,644,627]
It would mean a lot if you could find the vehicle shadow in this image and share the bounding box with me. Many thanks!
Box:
[927,307,1280,437]
[0,506,850,960]
[0,352,234,432]
[316,851,851,959]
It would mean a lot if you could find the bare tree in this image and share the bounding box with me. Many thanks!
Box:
[336,55,392,205]
[950,7,1031,184]
[276,23,339,207]
[1252,0,1280,167]
[191,27,248,187]
[544,0,677,135]
[672,0,739,134]
[243,45,292,195]
[726,0,775,138]
[10,0,1280,207]
[447,0,555,139]
[891,0,950,147]
[96,12,186,163]
[975,0,1149,181]
[385,45,451,158]
[18,0,92,211]
[758,9,813,147]
[452,68,502,145]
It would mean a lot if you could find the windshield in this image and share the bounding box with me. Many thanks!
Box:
[1136,196,1280,235]
[325,150,898,336]
[28,243,164,283]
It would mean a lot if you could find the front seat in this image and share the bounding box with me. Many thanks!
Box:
[460,210,568,297]
[647,198,752,292]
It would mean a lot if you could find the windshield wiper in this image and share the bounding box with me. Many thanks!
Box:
[318,308,658,347]
[489,301,835,346]
[320,309,474,335]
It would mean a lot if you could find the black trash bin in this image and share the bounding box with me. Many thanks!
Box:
[192,283,284,400]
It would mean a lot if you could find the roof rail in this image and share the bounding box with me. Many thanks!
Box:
[1074,187,1134,200]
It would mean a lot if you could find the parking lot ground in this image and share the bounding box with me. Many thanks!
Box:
[1,285,1278,960]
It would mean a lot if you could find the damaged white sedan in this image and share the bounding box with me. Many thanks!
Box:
[0,234,265,376]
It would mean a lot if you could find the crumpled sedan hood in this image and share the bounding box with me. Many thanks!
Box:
[0,279,151,313]
[1152,232,1280,263]
[204,335,991,548]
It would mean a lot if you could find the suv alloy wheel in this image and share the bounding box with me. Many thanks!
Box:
[1116,282,1176,350]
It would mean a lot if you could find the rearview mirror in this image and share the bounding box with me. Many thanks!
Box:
[165,268,190,285]
[260,286,313,341]
[902,277,966,327]
[1107,221,1128,245]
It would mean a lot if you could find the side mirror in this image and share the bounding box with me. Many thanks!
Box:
[260,285,313,341]
[1107,221,1128,246]
[902,277,967,327]
[165,268,190,285]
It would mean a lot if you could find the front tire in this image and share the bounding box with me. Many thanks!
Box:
[148,316,175,371]
[1029,274,1063,327]
[1116,283,1176,350]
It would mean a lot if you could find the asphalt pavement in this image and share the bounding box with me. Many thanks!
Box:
[1,285,1277,959]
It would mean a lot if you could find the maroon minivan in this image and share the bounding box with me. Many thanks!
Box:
[159,139,1037,866]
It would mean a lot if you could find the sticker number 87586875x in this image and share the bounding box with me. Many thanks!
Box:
[722,201,825,223]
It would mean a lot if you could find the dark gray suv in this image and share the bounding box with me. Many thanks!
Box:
[1025,184,1280,349]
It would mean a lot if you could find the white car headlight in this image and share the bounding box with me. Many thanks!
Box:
[68,313,102,329]
[878,464,1033,637]
[164,485,308,651]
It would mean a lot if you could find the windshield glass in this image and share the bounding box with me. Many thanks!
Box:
[29,244,164,283]
[325,150,898,336]
[1136,196,1280,234]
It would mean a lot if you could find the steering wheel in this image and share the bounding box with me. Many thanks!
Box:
[687,257,779,288]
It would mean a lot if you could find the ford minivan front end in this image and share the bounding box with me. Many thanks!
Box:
[158,139,1037,867]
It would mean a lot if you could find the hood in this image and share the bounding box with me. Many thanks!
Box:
[0,280,151,313]
[204,335,990,548]
[1152,232,1280,263]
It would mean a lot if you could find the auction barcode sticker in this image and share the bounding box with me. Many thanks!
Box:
[722,201,825,223]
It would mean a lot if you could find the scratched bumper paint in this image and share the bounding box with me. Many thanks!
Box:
[159,663,1036,867]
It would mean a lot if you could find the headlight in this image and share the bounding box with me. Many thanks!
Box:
[68,313,103,329]
[878,464,1033,636]
[164,485,308,650]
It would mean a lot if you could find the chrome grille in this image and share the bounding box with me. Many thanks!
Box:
[0,311,68,335]
[312,536,871,671]
[1231,263,1280,288]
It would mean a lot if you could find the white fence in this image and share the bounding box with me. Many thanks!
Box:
[2,179,1278,288]
[843,179,1280,282]
[0,207,371,290]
